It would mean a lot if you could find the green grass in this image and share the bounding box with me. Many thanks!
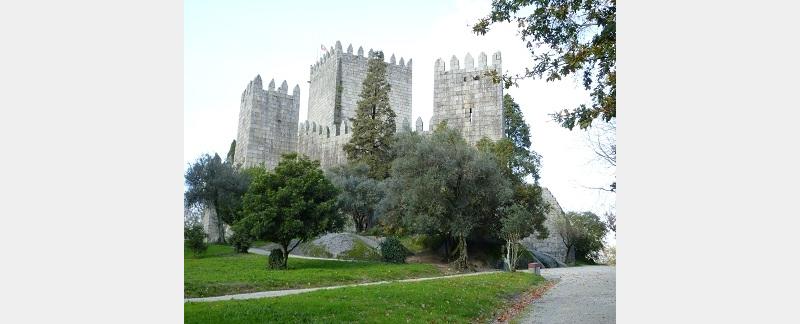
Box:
[184,244,237,259]
[398,234,429,254]
[185,272,545,323]
[185,252,442,298]
[338,239,381,261]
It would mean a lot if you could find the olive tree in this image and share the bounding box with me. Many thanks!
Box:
[384,124,512,269]
[327,163,384,232]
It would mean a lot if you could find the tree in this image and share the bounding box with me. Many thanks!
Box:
[556,211,608,263]
[604,211,616,234]
[502,94,542,182]
[476,95,549,241]
[238,153,343,269]
[327,163,384,233]
[384,124,512,269]
[226,139,236,165]
[343,51,396,179]
[184,223,207,257]
[585,120,616,192]
[184,153,250,243]
[474,0,616,130]
[499,204,537,272]
[555,212,580,263]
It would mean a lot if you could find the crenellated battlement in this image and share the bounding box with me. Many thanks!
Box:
[310,40,413,76]
[433,51,501,74]
[241,75,300,99]
[431,51,504,145]
[235,74,301,169]
[297,119,355,138]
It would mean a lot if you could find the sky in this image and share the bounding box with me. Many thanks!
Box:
[185,0,615,217]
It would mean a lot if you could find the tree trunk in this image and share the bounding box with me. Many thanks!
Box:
[453,235,468,270]
[281,244,289,269]
[444,237,450,262]
[564,245,572,263]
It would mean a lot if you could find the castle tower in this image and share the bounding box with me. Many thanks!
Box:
[307,41,413,135]
[234,75,301,169]
[431,51,504,144]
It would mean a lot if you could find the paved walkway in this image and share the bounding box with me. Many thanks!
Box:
[247,247,354,261]
[518,266,616,324]
[184,270,500,303]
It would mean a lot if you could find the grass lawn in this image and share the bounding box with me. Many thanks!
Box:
[185,272,545,323]
[185,246,442,298]
[184,244,238,259]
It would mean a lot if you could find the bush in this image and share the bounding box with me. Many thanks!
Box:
[380,237,410,263]
[268,249,285,269]
[184,223,208,256]
[230,231,252,253]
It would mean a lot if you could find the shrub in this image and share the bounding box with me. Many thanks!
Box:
[268,249,285,269]
[380,237,410,263]
[230,231,252,253]
[184,223,208,257]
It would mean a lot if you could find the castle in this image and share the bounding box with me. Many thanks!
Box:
[205,41,568,264]
[234,41,505,170]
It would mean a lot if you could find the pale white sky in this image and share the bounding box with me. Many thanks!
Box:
[185,0,615,217]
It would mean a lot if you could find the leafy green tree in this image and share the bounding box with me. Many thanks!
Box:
[499,204,537,272]
[385,124,512,269]
[238,153,343,269]
[556,211,608,263]
[474,0,616,130]
[226,139,236,165]
[343,51,396,179]
[327,163,384,232]
[502,94,541,181]
[184,153,250,243]
[572,211,608,262]
[184,223,207,257]
[477,95,549,242]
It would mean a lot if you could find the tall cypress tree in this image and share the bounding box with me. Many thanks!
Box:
[343,51,396,179]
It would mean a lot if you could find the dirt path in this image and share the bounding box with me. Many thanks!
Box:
[184,270,500,303]
[517,266,615,324]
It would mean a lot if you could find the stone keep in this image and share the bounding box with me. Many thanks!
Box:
[307,41,413,134]
[234,75,301,169]
[521,187,570,263]
[431,52,504,144]
[299,41,413,169]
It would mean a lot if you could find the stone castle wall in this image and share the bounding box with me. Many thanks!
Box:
[234,75,301,170]
[308,41,413,134]
[296,120,352,170]
[431,52,504,145]
[521,187,569,263]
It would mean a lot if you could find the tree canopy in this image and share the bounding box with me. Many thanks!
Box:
[474,0,616,130]
[184,153,250,242]
[327,163,385,233]
[343,51,396,179]
[384,124,512,269]
[237,153,343,269]
[556,211,608,263]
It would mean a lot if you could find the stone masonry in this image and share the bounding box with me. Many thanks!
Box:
[521,187,570,263]
[298,41,413,169]
[307,41,413,134]
[234,75,301,169]
[430,52,504,145]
